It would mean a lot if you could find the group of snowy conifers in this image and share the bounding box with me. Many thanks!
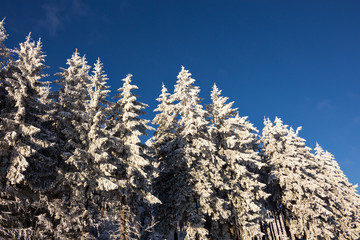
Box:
[0,20,359,240]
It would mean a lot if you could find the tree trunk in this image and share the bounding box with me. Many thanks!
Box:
[120,198,126,240]
[266,225,273,240]
[229,226,235,240]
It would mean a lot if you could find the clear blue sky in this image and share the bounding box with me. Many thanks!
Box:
[1,0,360,186]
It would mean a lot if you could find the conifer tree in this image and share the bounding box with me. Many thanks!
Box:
[87,58,114,194]
[151,83,179,239]
[0,34,57,239]
[207,84,268,239]
[107,74,158,239]
[50,50,93,239]
[152,83,177,159]
[85,58,122,238]
[0,19,9,68]
[261,117,350,239]
[313,143,360,239]
[154,67,222,240]
[0,19,9,120]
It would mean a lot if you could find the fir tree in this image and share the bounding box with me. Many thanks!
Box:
[154,67,221,240]
[0,19,9,68]
[261,117,351,239]
[107,74,158,240]
[50,50,93,239]
[151,83,178,239]
[0,34,57,239]
[152,83,177,158]
[313,143,360,239]
[85,58,122,239]
[0,18,9,122]
[87,58,114,194]
[207,84,268,239]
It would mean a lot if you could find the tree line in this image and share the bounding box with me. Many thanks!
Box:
[0,20,359,240]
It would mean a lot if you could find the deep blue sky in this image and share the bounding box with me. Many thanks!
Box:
[1,0,360,185]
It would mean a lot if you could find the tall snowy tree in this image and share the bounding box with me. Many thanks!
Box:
[151,83,180,239]
[150,83,178,239]
[153,67,223,240]
[261,117,357,239]
[0,18,9,68]
[107,73,159,240]
[313,143,360,239]
[207,84,268,239]
[87,58,113,193]
[151,83,177,159]
[0,34,58,239]
[54,49,90,150]
[0,19,10,121]
[49,50,93,239]
[84,58,121,239]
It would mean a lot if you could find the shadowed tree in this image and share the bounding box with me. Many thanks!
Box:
[0,33,58,239]
[261,117,360,239]
[49,50,93,239]
[207,84,268,239]
[107,73,159,240]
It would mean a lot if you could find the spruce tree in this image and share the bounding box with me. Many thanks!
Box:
[50,50,93,239]
[0,34,57,239]
[207,84,268,239]
[107,74,158,239]
[0,19,9,120]
[154,67,221,240]
[149,84,176,239]
[261,117,352,239]
[152,83,177,159]
[85,58,122,239]
[87,58,113,193]
[0,19,9,68]
[151,83,179,239]
[313,143,360,239]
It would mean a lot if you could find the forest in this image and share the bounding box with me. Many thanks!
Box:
[0,19,360,240]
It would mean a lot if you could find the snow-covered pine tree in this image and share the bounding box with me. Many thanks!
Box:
[261,117,346,239]
[206,84,268,239]
[107,73,158,240]
[152,83,177,160]
[85,58,123,239]
[50,50,94,239]
[87,58,114,193]
[0,34,58,239]
[154,67,222,240]
[151,83,179,239]
[0,18,9,68]
[0,18,9,117]
[54,49,90,150]
[313,143,360,239]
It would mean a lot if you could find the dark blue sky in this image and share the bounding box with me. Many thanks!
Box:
[1,0,360,185]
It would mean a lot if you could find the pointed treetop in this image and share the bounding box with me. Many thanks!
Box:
[25,32,31,42]
[161,82,168,93]
[210,83,221,99]
[274,116,283,125]
[154,83,172,110]
[66,49,87,68]
[57,49,90,83]
[314,142,328,155]
[0,18,8,43]
[158,83,170,99]
[88,57,110,114]
[207,83,238,126]
[176,66,194,85]
[0,19,9,64]
[15,33,47,88]
[116,74,139,101]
